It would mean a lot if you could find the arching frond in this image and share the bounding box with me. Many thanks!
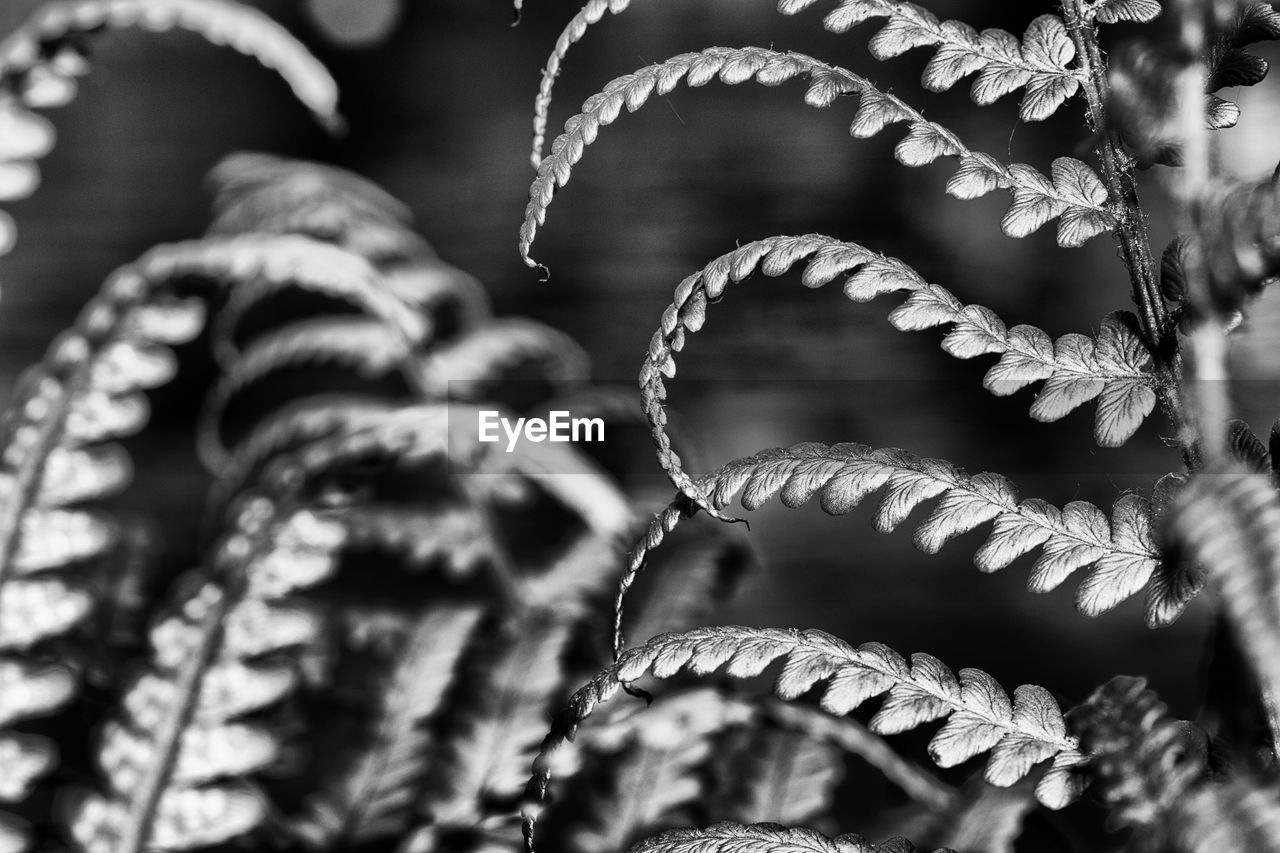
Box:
[293,605,484,850]
[640,235,1158,522]
[530,2,1088,168]
[65,502,345,853]
[524,627,1085,849]
[0,0,339,126]
[616,443,1166,659]
[630,823,945,853]
[0,0,338,258]
[519,47,1115,269]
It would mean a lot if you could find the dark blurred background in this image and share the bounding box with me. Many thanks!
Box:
[3,0,1280,722]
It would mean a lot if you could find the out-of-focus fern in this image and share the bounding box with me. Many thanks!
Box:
[623,821,947,853]
[0,0,340,259]
[66,501,344,853]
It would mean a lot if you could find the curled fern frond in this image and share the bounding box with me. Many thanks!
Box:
[640,236,1159,526]
[65,501,345,853]
[0,0,339,258]
[292,605,484,850]
[627,823,948,853]
[616,443,1166,662]
[1073,675,1208,831]
[780,3,1082,121]
[519,47,1116,269]
[524,626,1084,850]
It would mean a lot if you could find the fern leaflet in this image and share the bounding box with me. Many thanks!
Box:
[781,3,1081,120]
[524,626,1085,851]
[520,47,1115,270]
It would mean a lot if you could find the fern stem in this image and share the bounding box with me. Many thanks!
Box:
[1061,0,1187,438]
[1061,2,1164,340]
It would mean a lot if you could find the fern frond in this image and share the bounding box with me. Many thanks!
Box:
[519,47,1116,269]
[130,236,428,364]
[416,319,591,401]
[718,728,844,827]
[781,3,1082,121]
[641,234,1159,528]
[1073,676,1207,831]
[293,605,484,850]
[0,0,338,258]
[525,626,1084,850]
[1165,464,1280,739]
[423,619,575,831]
[627,821,943,853]
[0,0,339,126]
[616,443,1165,662]
[0,263,210,848]
[65,502,345,853]
[207,152,433,265]
[530,2,1087,168]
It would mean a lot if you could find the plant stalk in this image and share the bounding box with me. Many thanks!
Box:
[1061,1,1188,443]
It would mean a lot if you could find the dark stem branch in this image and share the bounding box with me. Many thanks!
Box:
[1061,1,1189,448]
